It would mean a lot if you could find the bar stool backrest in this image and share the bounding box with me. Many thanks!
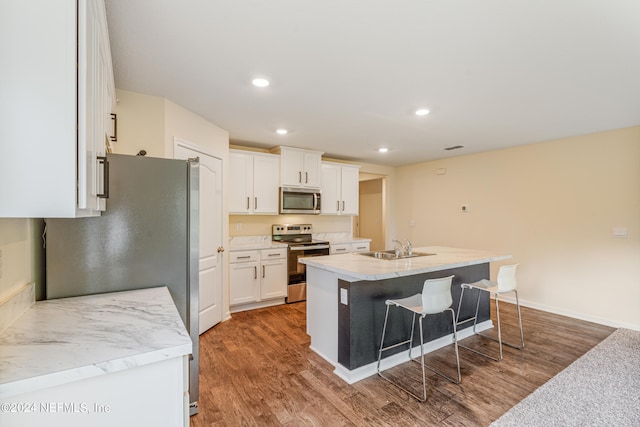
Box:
[421,275,455,315]
[497,264,519,292]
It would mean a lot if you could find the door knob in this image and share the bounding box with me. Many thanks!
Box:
[217,246,225,253]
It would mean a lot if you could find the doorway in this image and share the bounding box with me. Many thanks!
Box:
[358,177,385,251]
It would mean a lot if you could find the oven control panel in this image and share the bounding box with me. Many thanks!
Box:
[272,224,313,235]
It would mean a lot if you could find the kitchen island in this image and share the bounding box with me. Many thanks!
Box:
[300,246,511,383]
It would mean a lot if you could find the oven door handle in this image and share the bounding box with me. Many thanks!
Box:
[289,244,330,251]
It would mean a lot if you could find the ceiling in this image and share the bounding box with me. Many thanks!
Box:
[104,0,640,167]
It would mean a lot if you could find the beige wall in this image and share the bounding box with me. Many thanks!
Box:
[230,215,352,236]
[395,126,640,329]
[359,179,385,250]
[113,89,165,157]
[164,99,229,158]
[0,219,44,302]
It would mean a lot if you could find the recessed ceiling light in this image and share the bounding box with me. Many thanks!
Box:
[252,78,270,88]
[415,108,430,116]
[276,129,288,135]
[378,147,389,153]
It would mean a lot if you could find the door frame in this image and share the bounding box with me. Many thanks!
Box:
[174,138,230,325]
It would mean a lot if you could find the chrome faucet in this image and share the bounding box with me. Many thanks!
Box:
[392,239,413,255]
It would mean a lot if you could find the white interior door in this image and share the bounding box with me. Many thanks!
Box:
[174,142,223,334]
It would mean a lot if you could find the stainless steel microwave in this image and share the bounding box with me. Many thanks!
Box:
[280,187,321,214]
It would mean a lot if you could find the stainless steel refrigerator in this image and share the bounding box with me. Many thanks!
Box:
[45,153,200,415]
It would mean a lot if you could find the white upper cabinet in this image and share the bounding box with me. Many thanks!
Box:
[321,162,360,215]
[277,146,323,189]
[229,150,279,214]
[0,0,115,218]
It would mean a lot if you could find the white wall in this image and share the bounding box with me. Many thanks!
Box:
[394,126,640,329]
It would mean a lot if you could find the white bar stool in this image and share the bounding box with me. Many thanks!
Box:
[376,275,461,402]
[456,264,524,361]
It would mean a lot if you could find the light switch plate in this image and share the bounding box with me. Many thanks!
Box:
[340,288,348,305]
[612,227,628,238]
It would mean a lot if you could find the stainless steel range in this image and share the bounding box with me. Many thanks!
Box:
[272,224,330,303]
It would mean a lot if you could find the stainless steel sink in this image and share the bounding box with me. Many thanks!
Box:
[358,250,436,260]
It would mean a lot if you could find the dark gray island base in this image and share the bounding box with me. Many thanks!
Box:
[338,263,490,370]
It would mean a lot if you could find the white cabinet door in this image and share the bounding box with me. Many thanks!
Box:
[0,0,113,218]
[230,150,279,214]
[229,262,259,306]
[252,154,279,214]
[302,151,322,188]
[229,152,252,213]
[260,259,287,300]
[280,148,305,187]
[340,165,360,215]
[279,147,323,188]
[321,162,360,215]
[321,163,340,214]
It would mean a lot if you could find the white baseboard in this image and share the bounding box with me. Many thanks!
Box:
[495,295,639,331]
[332,319,493,384]
[229,298,286,314]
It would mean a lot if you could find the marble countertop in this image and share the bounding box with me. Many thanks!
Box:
[0,287,192,399]
[300,246,511,281]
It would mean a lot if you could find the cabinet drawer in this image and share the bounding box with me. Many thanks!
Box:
[330,244,351,254]
[351,243,370,252]
[261,248,287,260]
[230,251,259,263]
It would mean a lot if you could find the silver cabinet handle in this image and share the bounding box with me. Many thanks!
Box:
[254,266,257,279]
[254,197,257,210]
[336,201,339,211]
[237,255,251,259]
[336,248,346,252]
[97,156,109,199]
[305,172,308,183]
[298,171,302,183]
[246,197,250,210]
[262,265,265,278]
[342,201,345,211]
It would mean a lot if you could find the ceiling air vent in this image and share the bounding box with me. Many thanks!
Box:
[444,145,464,151]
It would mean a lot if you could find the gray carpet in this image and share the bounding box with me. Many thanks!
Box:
[491,328,640,427]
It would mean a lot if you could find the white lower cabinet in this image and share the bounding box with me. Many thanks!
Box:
[229,248,287,311]
[329,242,370,255]
[0,356,188,427]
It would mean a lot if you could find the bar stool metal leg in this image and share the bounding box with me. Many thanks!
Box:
[456,270,525,362]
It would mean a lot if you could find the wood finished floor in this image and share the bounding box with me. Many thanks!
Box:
[191,301,614,426]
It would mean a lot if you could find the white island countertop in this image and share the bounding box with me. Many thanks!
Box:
[300,246,511,281]
[0,287,192,399]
